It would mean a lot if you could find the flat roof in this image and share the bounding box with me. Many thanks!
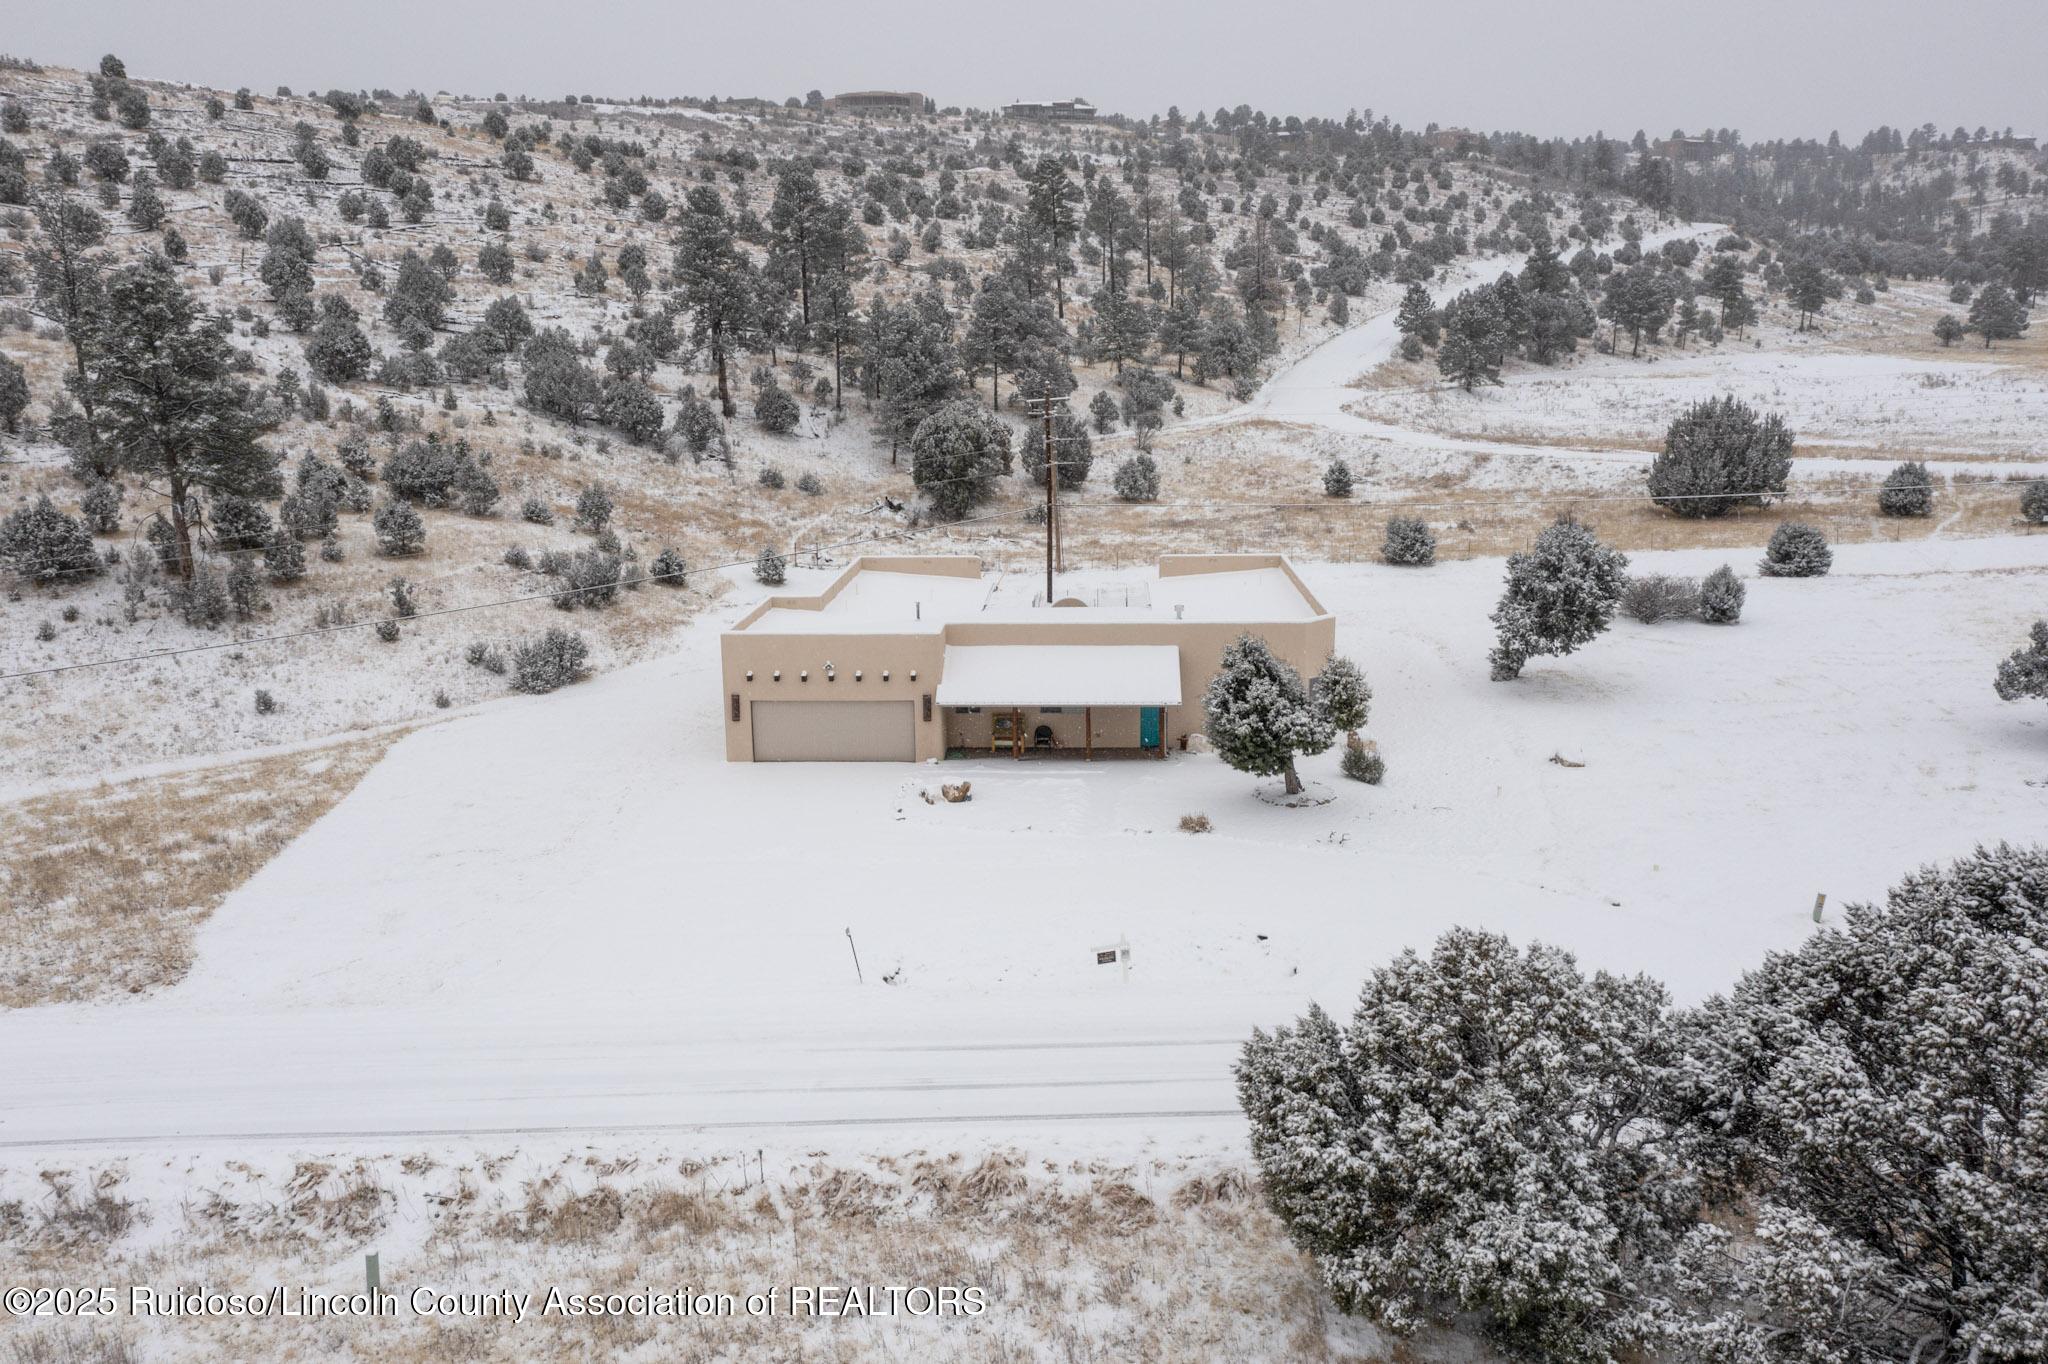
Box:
[934,645,1182,707]
[739,564,1321,636]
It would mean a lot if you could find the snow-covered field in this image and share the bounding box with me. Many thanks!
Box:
[6,535,2044,1157]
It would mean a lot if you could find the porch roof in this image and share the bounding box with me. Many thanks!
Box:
[933,645,1182,708]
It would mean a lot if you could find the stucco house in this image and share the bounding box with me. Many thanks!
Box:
[721,554,1335,762]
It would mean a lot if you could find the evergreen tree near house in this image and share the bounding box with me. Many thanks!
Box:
[1758,522,1832,577]
[1111,452,1159,502]
[1993,620,2048,704]
[1647,395,1795,518]
[752,546,786,586]
[1311,654,1370,743]
[1662,844,2048,1364]
[909,399,1011,520]
[1877,460,1934,517]
[1322,458,1354,497]
[1019,410,1091,489]
[1697,564,1745,623]
[2021,479,2048,525]
[1237,928,1684,1362]
[1488,516,1629,681]
[88,255,274,577]
[1203,634,1335,797]
[1381,516,1437,566]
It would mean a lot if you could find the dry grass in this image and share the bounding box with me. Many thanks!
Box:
[1,1149,1398,1364]
[0,730,405,1007]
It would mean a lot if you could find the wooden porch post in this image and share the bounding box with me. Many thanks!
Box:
[1013,707,1022,759]
[1085,707,1093,761]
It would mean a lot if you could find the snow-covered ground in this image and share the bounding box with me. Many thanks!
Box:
[5,535,2044,1155]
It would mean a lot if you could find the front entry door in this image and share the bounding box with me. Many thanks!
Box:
[1140,707,1162,750]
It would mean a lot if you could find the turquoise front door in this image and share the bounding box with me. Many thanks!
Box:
[1140,707,1162,749]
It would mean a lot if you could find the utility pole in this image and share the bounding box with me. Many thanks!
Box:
[1026,395,1061,602]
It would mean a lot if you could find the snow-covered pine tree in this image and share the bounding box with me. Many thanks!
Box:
[1381,516,1437,566]
[1757,521,1831,577]
[372,498,425,556]
[1203,633,1335,796]
[1237,928,1684,1361]
[1876,459,1933,517]
[1112,452,1159,502]
[1659,844,2048,1364]
[1994,620,2048,704]
[1322,458,1354,498]
[753,546,786,586]
[262,524,305,582]
[1487,516,1629,681]
[1647,395,1794,519]
[1697,564,1744,623]
[0,495,102,584]
[1394,281,1439,346]
[2022,479,2048,525]
[1312,654,1371,742]
[1436,288,1505,391]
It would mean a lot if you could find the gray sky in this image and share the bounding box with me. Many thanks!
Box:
[12,0,2044,143]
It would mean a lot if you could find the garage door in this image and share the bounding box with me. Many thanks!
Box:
[751,700,915,762]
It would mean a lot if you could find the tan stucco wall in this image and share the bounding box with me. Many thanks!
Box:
[721,555,1336,762]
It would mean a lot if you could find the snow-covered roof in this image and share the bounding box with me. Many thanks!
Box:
[739,564,1321,635]
[933,646,1182,708]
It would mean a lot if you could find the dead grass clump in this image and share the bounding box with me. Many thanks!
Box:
[541,1184,626,1244]
[31,1170,137,1251]
[636,1184,727,1237]
[1178,812,1213,833]
[810,1167,895,1221]
[284,1160,390,1240]
[1172,1167,1252,1209]
[1087,1179,1159,1235]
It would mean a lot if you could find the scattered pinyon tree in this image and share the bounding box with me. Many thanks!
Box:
[1488,516,1629,681]
[1204,634,1335,797]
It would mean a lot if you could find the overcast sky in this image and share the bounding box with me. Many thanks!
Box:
[12,0,2044,143]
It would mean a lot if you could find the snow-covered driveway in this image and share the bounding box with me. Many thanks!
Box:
[4,538,2045,1154]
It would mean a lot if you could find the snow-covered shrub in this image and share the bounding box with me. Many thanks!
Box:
[1993,620,2048,705]
[1312,655,1371,741]
[253,688,275,714]
[753,380,800,433]
[1488,517,1629,680]
[753,547,787,586]
[1203,634,1335,796]
[2021,479,2048,525]
[1663,844,2048,1364]
[1876,460,1933,517]
[795,471,823,496]
[1088,389,1120,433]
[756,466,785,491]
[175,562,229,628]
[1647,395,1794,518]
[1112,453,1160,502]
[649,547,688,586]
[208,493,272,552]
[1322,458,1354,498]
[1381,516,1436,566]
[1757,522,1830,577]
[226,554,265,619]
[1340,744,1384,784]
[1697,564,1744,624]
[510,627,588,693]
[520,497,554,526]
[552,548,621,610]
[1621,573,1701,624]
[1238,928,1685,1361]
[372,498,426,556]
[80,481,122,534]
[573,484,613,534]
[465,640,506,675]
[263,525,305,582]
[373,619,400,643]
[1177,813,1212,834]
[0,495,102,584]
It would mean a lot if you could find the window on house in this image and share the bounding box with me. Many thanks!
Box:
[953,706,982,715]
[1039,707,1065,714]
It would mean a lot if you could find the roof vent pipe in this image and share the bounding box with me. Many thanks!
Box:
[1175,604,1185,620]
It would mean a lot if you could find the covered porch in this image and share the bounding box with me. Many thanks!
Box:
[933,645,1180,761]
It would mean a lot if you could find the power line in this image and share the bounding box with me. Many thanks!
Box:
[0,505,1040,683]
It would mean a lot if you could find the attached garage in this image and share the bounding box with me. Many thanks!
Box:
[750,700,916,762]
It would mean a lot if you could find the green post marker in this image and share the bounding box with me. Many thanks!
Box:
[366,1252,380,1294]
